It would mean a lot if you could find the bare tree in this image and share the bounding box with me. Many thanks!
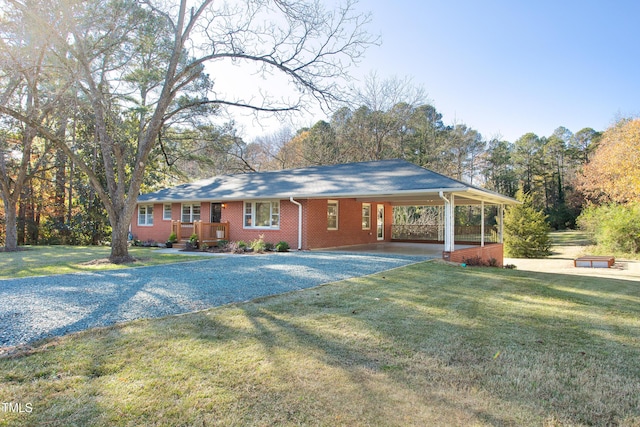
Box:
[0,0,60,251]
[0,0,376,261]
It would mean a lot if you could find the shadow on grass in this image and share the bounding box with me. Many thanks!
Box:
[1,260,639,426]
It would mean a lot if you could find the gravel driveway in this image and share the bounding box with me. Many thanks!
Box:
[0,252,428,348]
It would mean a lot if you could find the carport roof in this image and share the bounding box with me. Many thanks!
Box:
[138,159,518,206]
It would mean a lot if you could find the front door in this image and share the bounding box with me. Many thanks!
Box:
[376,204,384,240]
[211,203,222,223]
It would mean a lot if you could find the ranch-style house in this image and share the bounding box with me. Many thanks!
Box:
[132,159,518,265]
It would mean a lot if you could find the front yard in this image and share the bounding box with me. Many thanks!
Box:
[1,259,638,426]
[0,246,210,279]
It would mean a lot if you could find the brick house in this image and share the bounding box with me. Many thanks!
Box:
[132,159,517,264]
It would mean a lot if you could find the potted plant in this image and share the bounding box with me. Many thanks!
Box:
[166,232,178,248]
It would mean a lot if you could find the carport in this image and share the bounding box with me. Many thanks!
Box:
[348,185,517,266]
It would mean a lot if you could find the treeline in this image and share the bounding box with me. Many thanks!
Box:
[0,96,606,247]
[244,103,602,230]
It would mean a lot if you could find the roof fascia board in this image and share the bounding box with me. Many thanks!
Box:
[137,188,518,205]
[464,188,520,205]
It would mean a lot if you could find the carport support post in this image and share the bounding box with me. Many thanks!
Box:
[498,204,504,243]
[481,201,485,247]
[439,192,455,253]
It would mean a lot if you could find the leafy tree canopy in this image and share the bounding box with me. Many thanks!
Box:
[577,118,640,204]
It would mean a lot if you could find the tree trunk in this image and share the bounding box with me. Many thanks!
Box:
[109,212,134,264]
[2,198,18,251]
[54,150,67,225]
[17,198,26,245]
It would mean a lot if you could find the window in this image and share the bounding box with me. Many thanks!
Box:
[138,205,154,226]
[244,201,280,228]
[181,204,201,223]
[362,203,371,230]
[327,200,338,230]
[163,204,172,221]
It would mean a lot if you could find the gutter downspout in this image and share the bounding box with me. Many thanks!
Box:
[289,196,303,250]
[438,191,449,204]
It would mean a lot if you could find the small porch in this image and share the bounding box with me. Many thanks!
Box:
[170,220,229,248]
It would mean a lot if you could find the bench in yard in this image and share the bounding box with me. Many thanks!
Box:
[574,256,615,268]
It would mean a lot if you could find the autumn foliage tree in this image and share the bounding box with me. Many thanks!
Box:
[577,118,640,203]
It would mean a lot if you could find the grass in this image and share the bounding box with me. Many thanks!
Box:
[550,230,640,260]
[0,245,211,279]
[1,260,639,426]
[549,230,593,247]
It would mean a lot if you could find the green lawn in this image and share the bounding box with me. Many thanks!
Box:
[0,245,210,279]
[549,230,593,246]
[1,260,638,426]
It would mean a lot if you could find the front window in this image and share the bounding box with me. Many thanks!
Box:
[138,205,154,226]
[327,200,338,230]
[182,204,201,223]
[244,201,280,228]
[163,204,172,221]
[362,203,371,230]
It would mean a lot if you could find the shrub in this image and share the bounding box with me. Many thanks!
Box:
[264,242,275,252]
[275,241,290,252]
[225,241,245,254]
[504,190,551,258]
[578,202,640,253]
[250,235,267,253]
[168,232,178,243]
[463,256,484,266]
[461,256,499,268]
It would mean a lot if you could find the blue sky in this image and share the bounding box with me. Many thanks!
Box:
[346,0,640,142]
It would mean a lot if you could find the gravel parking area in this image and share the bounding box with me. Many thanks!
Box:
[0,252,428,348]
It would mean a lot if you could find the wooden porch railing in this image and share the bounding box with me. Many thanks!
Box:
[171,220,229,244]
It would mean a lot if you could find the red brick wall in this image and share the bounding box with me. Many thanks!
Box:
[223,200,300,247]
[303,199,392,249]
[131,202,212,243]
[130,203,172,243]
[132,198,393,250]
[444,244,504,267]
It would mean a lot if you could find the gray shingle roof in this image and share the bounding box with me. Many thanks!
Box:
[137,159,516,205]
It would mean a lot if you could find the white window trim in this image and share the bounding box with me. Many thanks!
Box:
[138,204,154,226]
[362,203,371,230]
[327,200,339,230]
[181,203,201,223]
[243,200,280,229]
[163,204,172,221]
